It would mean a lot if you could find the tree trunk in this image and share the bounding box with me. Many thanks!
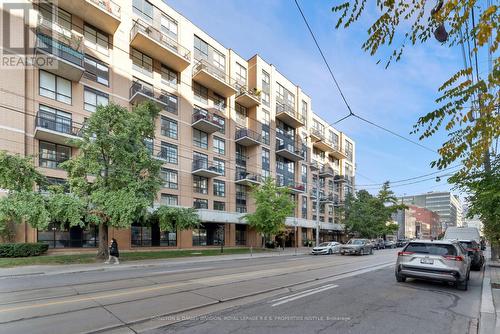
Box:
[97,223,108,259]
[491,244,499,262]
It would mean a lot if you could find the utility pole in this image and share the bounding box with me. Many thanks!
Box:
[315,173,320,247]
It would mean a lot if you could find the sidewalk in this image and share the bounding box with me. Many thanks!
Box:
[479,253,500,334]
[0,247,312,278]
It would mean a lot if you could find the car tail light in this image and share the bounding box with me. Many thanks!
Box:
[398,251,414,256]
[443,255,464,261]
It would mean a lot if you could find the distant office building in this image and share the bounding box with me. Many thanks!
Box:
[462,202,483,236]
[393,205,442,240]
[400,192,463,230]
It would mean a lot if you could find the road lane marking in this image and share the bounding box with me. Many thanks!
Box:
[271,285,338,307]
[270,284,338,302]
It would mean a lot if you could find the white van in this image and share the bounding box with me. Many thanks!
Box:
[444,227,481,243]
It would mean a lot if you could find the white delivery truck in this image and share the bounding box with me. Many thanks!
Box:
[444,227,481,243]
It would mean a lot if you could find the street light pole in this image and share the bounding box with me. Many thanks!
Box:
[315,173,320,247]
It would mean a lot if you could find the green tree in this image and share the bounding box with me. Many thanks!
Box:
[61,102,163,258]
[245,178,295,246]
[153,206,200,232]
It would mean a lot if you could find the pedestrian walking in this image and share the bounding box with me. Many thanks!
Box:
[105,238,120,264]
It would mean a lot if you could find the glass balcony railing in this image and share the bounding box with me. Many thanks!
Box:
[192,59,239,89]
[129,80,171,106]
[131,19,190,62]
[276,101,305,124]
[88,0,121,18]
[36,113,81,137]
[36,33,84,68]
[192,109,225,128]
[236,171,262,183]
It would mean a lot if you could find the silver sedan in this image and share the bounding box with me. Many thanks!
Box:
[311,242,341,255]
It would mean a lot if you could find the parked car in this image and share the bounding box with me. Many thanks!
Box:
[373,239,385,250]
[311,242,341,255]
[395,239,471,290]
[396,239,409,247]
[340,239,373,255]
[384,240,396,249]
[458,239,484,271]
[444,227,481,243]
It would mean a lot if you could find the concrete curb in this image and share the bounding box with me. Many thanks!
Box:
[479,264,497,334]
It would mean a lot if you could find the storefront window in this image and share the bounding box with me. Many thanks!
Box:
[37,223,98,248]
[131,222,176,247]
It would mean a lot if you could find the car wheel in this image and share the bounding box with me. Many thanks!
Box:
[370,248,373,255]
[457,279,468,291]
[328,249,333,255]
[396,274,406,282]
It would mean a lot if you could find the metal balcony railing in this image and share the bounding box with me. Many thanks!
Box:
[192,59,238,89]
[129,80,171,105]
[275,101,305,123]
[235,128,261,142]
[236,171,262,183]
[192,109,225,128]
[36,33,84,68]
[131,19,190,61]
[89,0,121,18]
[36,113,81,137]
[236,85,262,102]
[192,159,221,173]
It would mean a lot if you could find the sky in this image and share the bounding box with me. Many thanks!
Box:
[165,0,469,198]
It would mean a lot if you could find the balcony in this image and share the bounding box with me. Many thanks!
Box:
[34,113,81,147]
[192,59,238,97]
[235,86,261,108]
[130,20,191,71]
[319,166,335,178]
[329,146,348,160]
[57,0,121,34]
[310,129,335,153]
[192,159,223,178]
[277,177,305,194]
[309,160,320,171]
[275,141,304,162]
[129,80,171,109]
[35,27,84,81]
[235,171,262,186]
[275,102,305,128]
[334,175,348,183]
[235,128,261,146]
[192,109,224,134]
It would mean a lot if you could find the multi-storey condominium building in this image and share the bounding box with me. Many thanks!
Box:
[0,0,355,250]
[400,192,463,230]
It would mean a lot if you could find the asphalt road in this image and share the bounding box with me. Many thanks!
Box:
[0,249,482,334]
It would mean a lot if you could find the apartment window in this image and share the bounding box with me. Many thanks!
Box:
[83,55,109,86]
[164,93,178,114]
[213,115,225,134]
[302,100,308,126]
[83,24,108,55]
[212,50,225,72]
[330,131,339,148]
[193,129,208,149]
[213,201,225,211]
[261,126,270,145]
[193,176,208,194]
[213,93,226,112]
[262,109,270,126]
[161,116,177,139]
[159,142,178,164]
[302,164,308,185]
[235,103,247,126]
[345,140,353,162]
[161,14,178,40]
[302,196,308,219]
[131,48,153,77]
[160,168,178,189]
[213,158,225,175]
[132,0,153,24]
[161,194,178,206]
[262,147,270,172]
[213,137,225,155]
[261,91,270,107]
[39,141,71,169]
[161,65,178,89]
[39,3,71,36]
[84,86,109,112]
[194,35,209,60]
[235,62,247,86]
[38,105,72,134]
[235,224,247,245]
[213,180,225,197]
[193,198,208,209]
[144,138,153,155]
[39,70,71,104]
[193,82,208,104]
[276,83,295,107]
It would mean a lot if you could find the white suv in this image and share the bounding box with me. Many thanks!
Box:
[395,240,471,290]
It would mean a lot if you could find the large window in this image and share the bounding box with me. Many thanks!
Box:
[132,0,153,23]
[160,168,178,189]
[193,198,208,209]
[83,55,109,86]
[235,103,247,126]
[83,24,109,55]
[213,158,225,175]
[192,223,224,246]
[193,129,208,149]
[161,14,178,40]
[84,86,109,112]
[131,222,176,247]
[38,3,71,36]
[235,224,247,246]
[213,201,225,211]
[39,141,71,169]
[345,140,353,161]
[38,105,72,134]
[39,70,71,104]
[193,82,208,104]
[213,180,225,197]
[131,48,153,77]
[161,116,177,139]
[193,176,208,194]
[194,35,209,60]
[235,62,247,86]
[161,65,178,89]
[262,148,270,177]
[159,142,178,164]
[160,193,178,206]
[213,136,225,155]
[261,125,270,145]
[163,93,178,115]
[38,223,97,248]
